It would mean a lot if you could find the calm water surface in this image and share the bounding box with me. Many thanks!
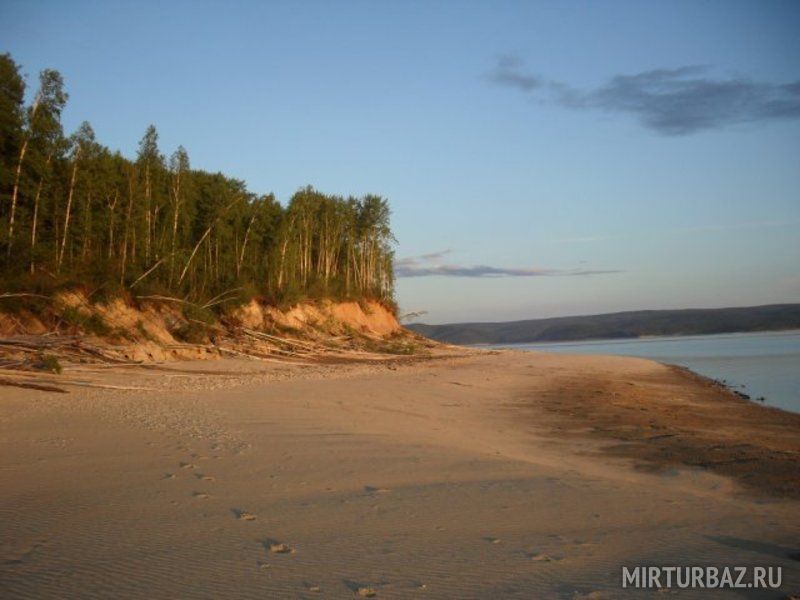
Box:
[499,330,800,414]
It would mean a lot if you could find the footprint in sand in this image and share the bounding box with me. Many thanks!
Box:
[4,539,48,565]
[483,536,502,544]
[179,462,196,470]
[232,509,257,521]
[363,485,391,495]
[162,473,176,480]
[264,539,294,554]
[194,473,215,481]
[193,492,210,499]
[527,552,555,562]
[269,543,293,554]
[344,580,379,597]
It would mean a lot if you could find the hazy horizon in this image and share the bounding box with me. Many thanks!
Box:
[407,301,800,326]
[4,0,799,324]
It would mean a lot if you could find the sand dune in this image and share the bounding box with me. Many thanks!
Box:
[1,351,798,598]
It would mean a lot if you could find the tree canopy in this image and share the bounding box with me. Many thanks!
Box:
[0,53,396,309]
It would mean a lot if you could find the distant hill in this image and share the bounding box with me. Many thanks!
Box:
[407,304,800,345]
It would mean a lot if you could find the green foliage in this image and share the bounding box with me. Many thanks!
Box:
[135,320,156,342]
[59,306,111,336]
[365,337,422,355]
[172,321,210,344]
[217,283,259,313]
[36,353,62,374]
[90,280,130,304]
[0,53,397,312]
[182,303,215,325]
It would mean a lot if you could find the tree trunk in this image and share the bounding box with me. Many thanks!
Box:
[237,213,256,278]
[57,157,80,271]
[29,162,48,274]
[7,137,29,259]
[107,191,118,260]
[81,192,92,260]
[120,166,135,283]
[168,171,181,285]
[7,99,40,259]
[144,163,151,264]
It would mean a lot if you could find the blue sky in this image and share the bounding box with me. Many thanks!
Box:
[3,0,799,323]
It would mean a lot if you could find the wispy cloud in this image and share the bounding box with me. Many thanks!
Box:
[395,251,621,278]
[487,57,800,135]
[418,249,453,261]
[486,55,542,91]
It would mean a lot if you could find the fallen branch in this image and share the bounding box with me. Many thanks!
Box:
[241,329,318,350]
[135,294,192,305]
[201,287,243,310]
[0,377,68,393]
[218,346,312,366]
[178,199,237,286]
[0,292,51,300]
[130,257,166,288]
[61,381,157,391]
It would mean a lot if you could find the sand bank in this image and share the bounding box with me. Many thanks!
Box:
[1,350,798,598]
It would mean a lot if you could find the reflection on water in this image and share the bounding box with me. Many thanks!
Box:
[498,330,800,414]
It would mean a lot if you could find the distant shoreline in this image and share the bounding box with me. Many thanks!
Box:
[408,303,800,345]
[482,327,800,348]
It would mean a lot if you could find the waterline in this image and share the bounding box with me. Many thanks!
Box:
[496,330,800,414]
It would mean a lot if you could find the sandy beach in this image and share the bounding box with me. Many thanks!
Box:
[1,350,798,599]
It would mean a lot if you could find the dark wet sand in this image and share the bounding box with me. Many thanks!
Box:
[526,357,800,498]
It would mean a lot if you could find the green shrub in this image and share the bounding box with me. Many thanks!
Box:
[182,303,215,325]
[135,320,156,342]
[36,353,62,374]
[173,321,209,344]
[363,337,421,355]
[59,307,111,336]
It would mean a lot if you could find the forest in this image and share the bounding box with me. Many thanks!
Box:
[0,53,396,310]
